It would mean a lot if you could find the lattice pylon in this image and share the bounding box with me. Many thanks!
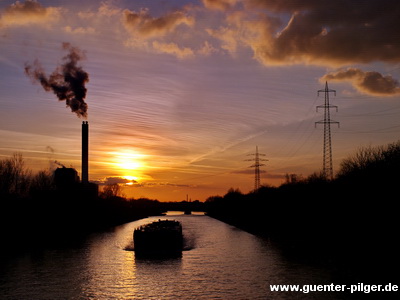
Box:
[315,82,340,180]
[245,146,268,190]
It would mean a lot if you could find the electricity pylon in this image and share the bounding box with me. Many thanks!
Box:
[315,82,339,180]
[245,146,268,190]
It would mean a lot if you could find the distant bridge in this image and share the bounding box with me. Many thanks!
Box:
[161,201,205,214]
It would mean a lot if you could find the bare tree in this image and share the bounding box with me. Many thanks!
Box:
[100,183,124,199]
[0,153,31,198]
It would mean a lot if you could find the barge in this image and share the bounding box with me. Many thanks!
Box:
[133,219,183,257]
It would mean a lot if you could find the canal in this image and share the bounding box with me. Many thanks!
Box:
[0,212,387,299]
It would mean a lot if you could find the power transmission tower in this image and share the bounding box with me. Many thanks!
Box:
[245,146,268,190]
[315,82,340,180]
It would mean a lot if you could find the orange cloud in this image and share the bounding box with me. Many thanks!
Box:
[202,0,239,11]
[197,41,219,56]
[321,68,400,96]
[152,41,194,59]
[123,8,194,38]
[0,0,61,27]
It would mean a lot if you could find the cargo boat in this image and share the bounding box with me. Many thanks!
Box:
[133,219,183,257]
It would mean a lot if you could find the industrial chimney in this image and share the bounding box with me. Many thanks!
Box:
[82,121,89,183]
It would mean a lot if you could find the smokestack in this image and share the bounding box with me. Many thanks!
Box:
[82,121,89,183]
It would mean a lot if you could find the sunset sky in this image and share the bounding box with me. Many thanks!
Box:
[1,0,399,201]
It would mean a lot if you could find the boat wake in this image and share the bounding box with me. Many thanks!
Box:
[183,235,195,251]
[124,242,135,251]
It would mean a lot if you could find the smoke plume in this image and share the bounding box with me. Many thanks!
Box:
[25,42,89,118]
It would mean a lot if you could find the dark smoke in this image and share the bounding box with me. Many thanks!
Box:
[25,42,89,118]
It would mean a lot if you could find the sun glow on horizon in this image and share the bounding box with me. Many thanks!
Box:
[107,150,148,181]
[123,175,138,185]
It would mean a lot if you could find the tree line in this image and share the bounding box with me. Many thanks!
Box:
[0,153,163,251]
[0,152,206,251]
[205,141,400,282]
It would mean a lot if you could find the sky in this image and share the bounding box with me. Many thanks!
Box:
[1,0,400,202]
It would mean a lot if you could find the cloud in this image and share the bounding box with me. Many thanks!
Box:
[0,0,61,27]
[121,7,197,58]
[122,0,400,66]
[206,10,281,58]
[212,0,400,66]
[152,41,194,58]
[74,2,121,21]
[206,26,240,54]
[96,2,121,18]
[64,26,96,35]
[197,41,219,56]
[202,0,239,11]
[321,68,400,96]
[96,179,193,188]
[103,176,137,185]
[3,0,399,68]
[123,8,194,38]
[144,182,194,188]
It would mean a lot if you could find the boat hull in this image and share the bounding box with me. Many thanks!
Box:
[134,220,183,257]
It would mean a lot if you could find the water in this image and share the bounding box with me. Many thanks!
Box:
[0,213,361,299]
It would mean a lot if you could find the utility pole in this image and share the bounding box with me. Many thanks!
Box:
[245,146,268,190]
[315,82,339,180]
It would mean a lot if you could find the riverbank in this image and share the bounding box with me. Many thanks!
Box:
[205,168,399,285]
[0,191,164,254]
[206,194,399,285]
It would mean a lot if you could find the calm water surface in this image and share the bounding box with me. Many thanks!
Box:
[1,213,350,299]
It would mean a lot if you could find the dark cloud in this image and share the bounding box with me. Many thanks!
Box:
[321,68,400,96]
[103,177,137,185]
[144,182,193,188]
[96,179,192,188]
[242,0,400,66]
[6,0,47,15]
[24,43,89,118]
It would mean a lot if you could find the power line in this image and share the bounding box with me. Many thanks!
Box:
[276,95,320,160]
[315,82,340,180]
[245,146,268,190]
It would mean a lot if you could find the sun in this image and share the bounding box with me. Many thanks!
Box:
[108,150,147,181]
[123,175,138,185]
[119,160,141,170]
